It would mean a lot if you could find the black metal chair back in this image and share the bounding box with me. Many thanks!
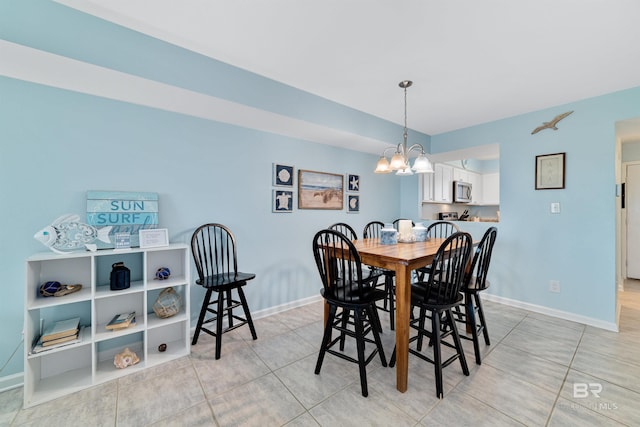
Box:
[313,229,366,303]
[191,223,239,284]
[363,221,385,239]
[419,232,473,306]
[465,227,498,291]
[426,221,460,239]
[328,222,358,241]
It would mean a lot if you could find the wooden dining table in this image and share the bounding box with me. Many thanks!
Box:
[350,237,447,393]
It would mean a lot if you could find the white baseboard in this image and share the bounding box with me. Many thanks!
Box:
[189,294,323,335]
[483,293,619,332]
[0,372,23,393]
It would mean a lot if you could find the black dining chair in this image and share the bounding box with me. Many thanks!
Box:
[455,226,498,365]
[363,221,397,330]
[313,228,387,397]
[329,222,384,332]
[416,221,461,281]
[392,218,415,229]
[390,231,473,399]
[191,223,257,359]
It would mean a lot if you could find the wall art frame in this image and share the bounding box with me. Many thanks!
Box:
[535,152,566,190]
[298,169,344,210]
[347,194,360,213]
[347,174,360,192]
[272,190,293,212]
[273,163,294,187]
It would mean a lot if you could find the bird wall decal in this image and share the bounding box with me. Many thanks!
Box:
[531,111,574,135]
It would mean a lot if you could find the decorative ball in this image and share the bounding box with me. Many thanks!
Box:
[155,267,171,280]
[158,343,167,352]
[40,281,62,297]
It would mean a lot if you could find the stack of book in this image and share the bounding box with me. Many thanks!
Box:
[105,311,136,330]
[32,317,82,354]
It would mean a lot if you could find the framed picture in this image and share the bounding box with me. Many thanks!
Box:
[347,174,360,192]
[298,169,343,210]
[347,195,360,213]
[273,164,294,187]
[535,152,566,190]
[139,228,169,248]
[273,190,293,212]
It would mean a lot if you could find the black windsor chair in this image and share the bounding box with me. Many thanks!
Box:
[390,231,473,398]
[313,229,387,397]
[191,223,257,359]
[415,221,460,281]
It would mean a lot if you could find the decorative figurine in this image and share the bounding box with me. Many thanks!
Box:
[34,214,112,253]
[155,267,171,280]
[113,348,140,369]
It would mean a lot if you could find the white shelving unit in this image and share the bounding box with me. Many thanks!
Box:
[24,244,190,408]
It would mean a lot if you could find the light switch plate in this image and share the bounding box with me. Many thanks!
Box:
[551,202,561,214]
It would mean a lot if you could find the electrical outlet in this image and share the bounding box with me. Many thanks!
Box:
[549,280,561,293]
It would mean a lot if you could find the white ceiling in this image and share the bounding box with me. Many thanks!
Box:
[58,0,640,143]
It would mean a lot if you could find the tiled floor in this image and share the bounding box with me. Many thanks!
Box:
[2,282,640,426]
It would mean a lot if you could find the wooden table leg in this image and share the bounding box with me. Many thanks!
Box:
[395,264,411,392]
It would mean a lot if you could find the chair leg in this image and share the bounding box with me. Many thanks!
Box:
[416,307,427,351]
[339,309,350,350]
[237,286,258,340]
[225,289,234,329]
[475,294,490,345]
[354,309,368,397]
[214,290,226,359]
[431,309,444,399]
[315,304,338,375]
[447,309,469,376]
[466,297,482,365]
[386,275,395,330]
[192,288,213,345]
[366,305,387,367]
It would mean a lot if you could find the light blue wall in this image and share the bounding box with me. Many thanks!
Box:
[0,1,420,381]
[403,88,640,328]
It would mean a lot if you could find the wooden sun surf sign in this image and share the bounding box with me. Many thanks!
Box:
[86,191,159,249]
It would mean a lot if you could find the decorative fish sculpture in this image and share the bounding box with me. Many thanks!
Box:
[34,214,112,253]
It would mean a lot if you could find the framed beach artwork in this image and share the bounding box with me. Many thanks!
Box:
[273,190,293,212]
[273,164,294,187]
[298,170,344,210]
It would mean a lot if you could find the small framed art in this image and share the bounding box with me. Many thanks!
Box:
[347,174,360,192]
[347,195,360,213]
[273,164,294,187]
[273,190,293,212]
[535,152,565,190]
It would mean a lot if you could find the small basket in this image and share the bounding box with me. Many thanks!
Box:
[153,287,181,319]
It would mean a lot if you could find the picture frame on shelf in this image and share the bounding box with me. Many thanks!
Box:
[273,164,294,187]
[272,190,293,213]
[298,169,343,210]
[535,152,565,190]
[139,228,169,248]
[347,194,360,213]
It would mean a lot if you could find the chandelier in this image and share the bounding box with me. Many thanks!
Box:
[374,80,434,175]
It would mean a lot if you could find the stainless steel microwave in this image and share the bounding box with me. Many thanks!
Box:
[453,181,472,203]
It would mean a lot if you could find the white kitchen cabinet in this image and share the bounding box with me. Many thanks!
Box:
[24,244,190,408]
[482,172,500,205]
[421,171,435,202]
[467,171,482,204]
[434,163,453,203]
